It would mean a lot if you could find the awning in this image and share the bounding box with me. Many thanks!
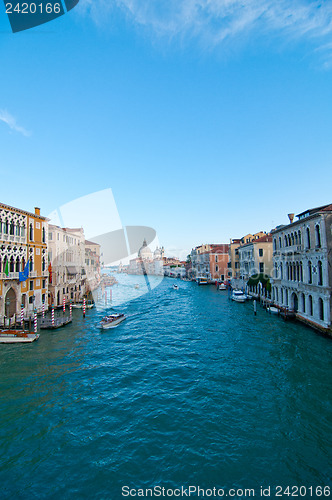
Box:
[66,266,78,275]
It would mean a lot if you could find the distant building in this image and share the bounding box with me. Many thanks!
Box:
[0,204,48,324]
[127,240,164,276]
[271,205,332,334]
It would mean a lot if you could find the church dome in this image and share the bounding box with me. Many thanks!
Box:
[138,239,153,260]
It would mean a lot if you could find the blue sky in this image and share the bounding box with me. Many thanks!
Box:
[1,0,332,257]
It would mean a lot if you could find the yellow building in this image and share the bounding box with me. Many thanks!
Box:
[0,203,48,325]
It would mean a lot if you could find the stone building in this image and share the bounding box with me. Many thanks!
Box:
[0,203,48,324]
[271,205,332,334]
[48,225,86,306]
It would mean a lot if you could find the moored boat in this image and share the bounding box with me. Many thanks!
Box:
[0,330,39,344]
[268,306,279,315]
[218,282,227,290]
[72,300,95,309]
[196,277,208,285]
[100,313,126,329]
[231,290,247,303]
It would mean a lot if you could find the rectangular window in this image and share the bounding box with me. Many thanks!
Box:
[42,279,46,289]
[49,232,52,240]
[29,281,34,291]
[259,249,263,257]
[215,265,218,272]
[259,262,264,273]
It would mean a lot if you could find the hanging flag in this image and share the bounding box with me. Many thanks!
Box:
[4,260,9,277]
[19,261,30,282]
[48,262,52,284]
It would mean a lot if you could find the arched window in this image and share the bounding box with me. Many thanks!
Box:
[29,258,33,272]
[4,220,8,234]
[308,261,312,284]
[280,263,283,279]
[9,256,14,272]
[21,224,25,238]
[298,231,302,246]
[318,261,323,286]
[291,233,294,246]
[279,237,282,248]
[42,227,46,243]
[42,257,46,272]
[273,239,276,251]
[315,225,321,248]
[22,257,25,272]
[308,295,313,316]
[287,263,290,280]
[29,223,34,241]
[281,289,284,304]
[288,235,291,247]
[16,224,20,236]
[15,256,20,273]
[276,288,279,302]
[306,227,311,249]
[10,221,14,235]
[284,235,288,247]
[300,262,303,282]
[295,233,298,245]
[0,218,2,233]
[319,298,324,321]
[302,293,306,313]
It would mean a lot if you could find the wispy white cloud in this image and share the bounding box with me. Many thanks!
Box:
[0,109,31,137]
[79,0,332,57]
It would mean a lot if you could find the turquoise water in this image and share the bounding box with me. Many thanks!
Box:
[0,275,331,499]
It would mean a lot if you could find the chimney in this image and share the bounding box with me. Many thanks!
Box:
[288,213,294,224]
[34,207,41,216]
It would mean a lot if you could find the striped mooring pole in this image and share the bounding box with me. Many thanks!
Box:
[52,305,55,327]
[63,295,66,314]
[21,304,24,329]
[42,300,45,318]
[70,300,72,320]
[34,309,38,334]
[83,298,86,318]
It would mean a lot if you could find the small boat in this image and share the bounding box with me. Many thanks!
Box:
[134,284,140,289]
[196,277,208,285]
[0,330,39,343]
[72,300,95,309]
[231,290,247,303]
[173,284,179,290]
[268,306,279,315]
[218,283,227,290]
[100,313,126,329]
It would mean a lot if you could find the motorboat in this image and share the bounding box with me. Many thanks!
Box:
[231,290,247,303]
[100,313,126,329]
[0,330,39,343]
[268,306,279,315]
[173,284,179,290]
[218,283,227,290]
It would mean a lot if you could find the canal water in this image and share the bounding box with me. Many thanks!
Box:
[0,275,331,499]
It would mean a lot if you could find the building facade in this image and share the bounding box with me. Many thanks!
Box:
[271,205,332,333]
[209,244,229,281]
[85,240,101,292]
[48,225,86,306]
[0,204,48,324]
[238,235,273,281]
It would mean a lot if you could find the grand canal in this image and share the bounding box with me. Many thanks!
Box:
[0,274,331,499]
